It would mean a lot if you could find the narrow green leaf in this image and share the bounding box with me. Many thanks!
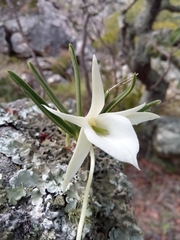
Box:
[169,28,180,45]
[104,77,133,104]
[102,74,136,113]
[138,100,161,112]
[28,62,78,133]
[7,70,76,136]
[28,62,68,114]
[69,44,82,116]
[104,90,110,103]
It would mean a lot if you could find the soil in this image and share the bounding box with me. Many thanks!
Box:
[125,158,180,240]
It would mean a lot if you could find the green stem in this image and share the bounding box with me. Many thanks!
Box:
[65,133,70,147]
[76,147,95,240]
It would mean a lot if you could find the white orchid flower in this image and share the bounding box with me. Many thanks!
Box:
[44,55,159,191]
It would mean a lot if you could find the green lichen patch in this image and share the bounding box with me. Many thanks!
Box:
[0,187,7,207]
[6,186,26,205]
[9,169,41,188]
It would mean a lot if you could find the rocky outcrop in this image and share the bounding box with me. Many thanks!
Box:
[0,1,75,58]
[0,99,143,240]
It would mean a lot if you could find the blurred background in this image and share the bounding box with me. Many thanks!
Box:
[0,0,180,239]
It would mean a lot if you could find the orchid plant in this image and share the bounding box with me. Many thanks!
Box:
[8,44,160,240]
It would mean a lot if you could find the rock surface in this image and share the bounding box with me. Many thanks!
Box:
[0,99,143,240]
[0,2,75,58]
[153,117,180,167]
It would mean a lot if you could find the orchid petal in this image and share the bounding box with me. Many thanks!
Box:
[87,55,104,117]
[63,129,92,191]
[43,105,86,127]
[84,114,140,169]
[113,103,159,125]
[123,112,160,125]
[118,103,146,115]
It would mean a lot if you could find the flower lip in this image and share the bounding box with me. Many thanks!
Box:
[84,113,140,169]
[88,117,109,136]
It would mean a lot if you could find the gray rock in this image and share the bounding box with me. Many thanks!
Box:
[11,32,30,57]
[4,15,38,34]
[153,117,180,164]
[28,57,52,70]
[47,74,67,84]
[0,24,9,54]
[3,12,75,57]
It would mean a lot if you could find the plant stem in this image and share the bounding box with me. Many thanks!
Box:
[76,147,95,240]
[65,133,70,147]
